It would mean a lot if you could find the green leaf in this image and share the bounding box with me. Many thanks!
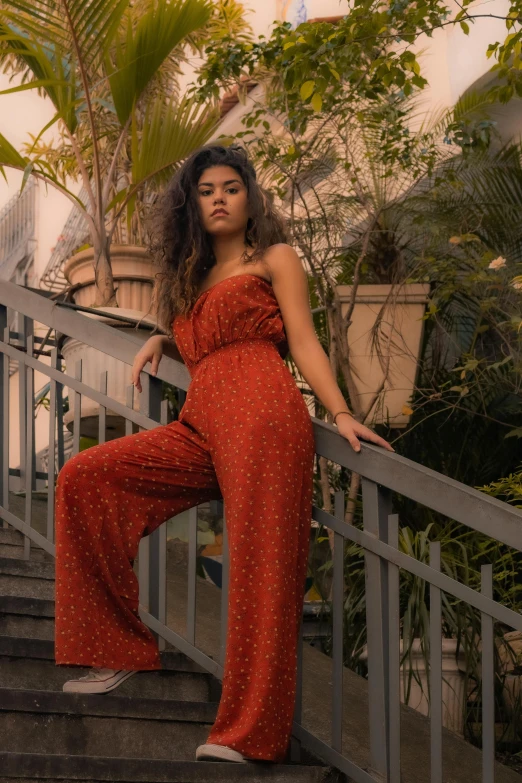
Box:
[311,92,322,112]
[505,428,522,439]
[125,93,219,218]
[0,24,79,132]
[106,0,212,125]
[0,78,70,96]
[300,80,315,101]
[21,163,34,192]
[460,21,470,35]
[0,131,28,169]
[4,0,130,72]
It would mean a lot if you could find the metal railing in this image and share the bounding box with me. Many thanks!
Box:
[38,188,90,293]
[0,179,36,279]
[0,279,521,783]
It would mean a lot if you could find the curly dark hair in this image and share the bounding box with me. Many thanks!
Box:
[147,143,288,333]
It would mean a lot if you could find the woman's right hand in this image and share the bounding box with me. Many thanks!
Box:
[131,335,165,393]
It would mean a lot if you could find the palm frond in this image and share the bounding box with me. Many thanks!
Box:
[106,0,212,125]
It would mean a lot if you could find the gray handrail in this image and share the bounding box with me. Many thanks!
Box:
[1,278,521,783]
[1,279,519,545]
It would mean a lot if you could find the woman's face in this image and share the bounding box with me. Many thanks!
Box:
[196,165,249,237]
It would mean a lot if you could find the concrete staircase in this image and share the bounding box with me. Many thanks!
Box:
[0,526,338,783]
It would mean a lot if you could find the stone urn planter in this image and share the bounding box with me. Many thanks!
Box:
[61,245,159,440]
[336,283,430,428]
[400,638,467,736]
[499,631,522,724]
[360,637,467,735]
[63,244,158,312]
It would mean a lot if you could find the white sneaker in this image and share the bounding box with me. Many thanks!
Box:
[62,667,138,694]
[195,743,249,763]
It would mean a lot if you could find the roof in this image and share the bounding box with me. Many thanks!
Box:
[218,75,259,119]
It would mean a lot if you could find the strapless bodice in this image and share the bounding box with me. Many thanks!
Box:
[172,273,288,375]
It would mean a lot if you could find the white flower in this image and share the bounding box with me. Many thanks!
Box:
[488,256,507,270]
[512,278,522,291]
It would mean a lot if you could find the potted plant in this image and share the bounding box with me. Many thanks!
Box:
[0,0,223,435]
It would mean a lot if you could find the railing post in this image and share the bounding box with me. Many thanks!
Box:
[332,490,345,752]
[0,308,7,528]
[481,564,495,783]
[17,316,28,495]
[46,348,62,543]
[219,506,229,669]
[139,373,165,649]
[430,541,443,783]
[24,322,35,559]
[362,478,392,782]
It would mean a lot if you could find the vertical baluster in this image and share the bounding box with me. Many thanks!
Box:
[139,536,150,613]
[332,490,345,752]
[1,317,9,527]
[161,399,169,426]
[220,507,229,669]
[152,399,170,653]
[291,497,310,766]
[24,323,35,559]
[430,541,442,783]
[290,611,305,762]
[138,373,163,641]
[46,348,60,543]
[388,513,401,783]
[361,478,391,779]
[56,358,65,472]
[481,564,495,783]
[98,371,107,445]
[18,316,27,498]
[187,505,198,646]
[125,385,134,436]
[72,360,82,457]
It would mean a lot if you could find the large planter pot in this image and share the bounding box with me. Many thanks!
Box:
[337,284,430,428]
[61,307,157,440]
[62,245,159,440]
[361,637,467,735]
[64,244,158,311]
[498,631,522,725]
[400,639,467,736]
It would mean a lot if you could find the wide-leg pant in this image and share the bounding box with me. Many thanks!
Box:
[54,350,315,762]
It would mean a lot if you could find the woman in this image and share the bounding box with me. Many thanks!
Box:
[54,144,393,764]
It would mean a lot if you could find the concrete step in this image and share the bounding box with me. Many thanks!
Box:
[0,556,55,579]
[0,688,217,760]
[0,543,50,562]
[0,528,53,561]
[0,595,55,640]
[0,595,55,618]
[0,636,219,701]
[0,635,207,670]
[0,528,27,545]
[0,556,55,600]
[0,613,54,639]
[0,753,336,782]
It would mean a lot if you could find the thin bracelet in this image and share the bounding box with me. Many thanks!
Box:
[333,410,352,425]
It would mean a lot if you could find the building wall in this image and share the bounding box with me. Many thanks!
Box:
[0,73,73,282]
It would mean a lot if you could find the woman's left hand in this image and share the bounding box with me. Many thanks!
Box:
[335,414,395,453]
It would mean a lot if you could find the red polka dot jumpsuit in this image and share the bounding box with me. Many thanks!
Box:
[54,273,316,762]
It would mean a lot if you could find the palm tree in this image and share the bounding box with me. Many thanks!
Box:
[0,0,223,306]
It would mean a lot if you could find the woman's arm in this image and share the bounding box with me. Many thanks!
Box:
[161,335,184,363]
[266,244,394,453]
[131,334,184,393]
